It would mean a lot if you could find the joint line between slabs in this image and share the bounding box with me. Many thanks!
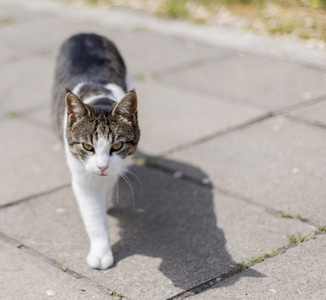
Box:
[273,94,326,115]
[286,114,326,130]
[138,156,281,220]
[155,52,237,78]
[167,229,321,300]
[143,158,320,235]
[0,231,118,298]
[0,184,70,210]
[160,112,272,156]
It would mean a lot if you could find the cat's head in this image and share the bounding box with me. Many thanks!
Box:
[64,90,140,177]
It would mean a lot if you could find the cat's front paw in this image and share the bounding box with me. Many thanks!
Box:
[87,250,114,270]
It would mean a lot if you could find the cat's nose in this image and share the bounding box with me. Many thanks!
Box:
[97,165,108,172]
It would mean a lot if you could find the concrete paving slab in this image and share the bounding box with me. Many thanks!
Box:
[0,14,233,76]
[0,57,54,117]
[111,31,234,77]
[165,116,326,226]
[211,188,315,263]
[0,18,104,60]
[163,53,326,110]
[290,99,326,127]
[192,234,326,299]
[0,163,315,299]
[0,0,55,24]
[0,14,127,65]
[0,119,70,206]
[0,239,113,299]
[0,45,23,66]
[21,105,52,129]
[135,81,264,155]
[0,168,229,300]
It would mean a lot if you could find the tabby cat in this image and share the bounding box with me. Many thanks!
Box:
[52,33,140,269]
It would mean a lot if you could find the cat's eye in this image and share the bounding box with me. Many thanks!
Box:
[111,142,123,152]
[82,143,94,151]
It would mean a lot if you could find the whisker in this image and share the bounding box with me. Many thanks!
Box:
[120,172,135,210]
[86,171,93,187]
[115,174,120,204]
[81,170,90,182]
[122,169,143,196]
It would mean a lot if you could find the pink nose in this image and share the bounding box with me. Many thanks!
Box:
[98,165,108,172]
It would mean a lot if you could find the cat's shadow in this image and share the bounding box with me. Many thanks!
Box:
[109,153,263,292]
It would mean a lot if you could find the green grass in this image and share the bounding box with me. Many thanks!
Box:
[297,214,309,222]
[318,226,326,231]
[160,0,326,42]
[87,0,100,4]
[234,249,281,273]
[133,157,158,168]
[310,0,326,8]
[279,211,294,219]
[132,25,150,32]
[288,232,314,244]
[279,211,309,222]
[0,16,15,27]
[263,249,281,258]
[7,111,19,118]
[162,0,190,19]
[268,21,295,35]
[132,73,146,82]
[70,0,326,42]
[112,291,124,299]
[234,261,249,272]
[160,0,326,10]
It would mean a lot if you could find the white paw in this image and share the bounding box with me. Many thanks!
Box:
[87,250,114,270]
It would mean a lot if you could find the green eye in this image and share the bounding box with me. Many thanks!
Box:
[111,142,123,151]
[82,143,94,151]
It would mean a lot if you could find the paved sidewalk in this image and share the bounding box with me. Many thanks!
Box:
[1,0,326,299]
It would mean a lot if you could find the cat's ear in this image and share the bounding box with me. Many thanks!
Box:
[65,91,88,121]
[112,90,137,120]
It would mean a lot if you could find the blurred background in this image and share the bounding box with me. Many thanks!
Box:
[61,0,326,48]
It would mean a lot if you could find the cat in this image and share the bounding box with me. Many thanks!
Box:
[52,33,140,270]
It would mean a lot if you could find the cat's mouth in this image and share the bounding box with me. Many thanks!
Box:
[99,173,108,177]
